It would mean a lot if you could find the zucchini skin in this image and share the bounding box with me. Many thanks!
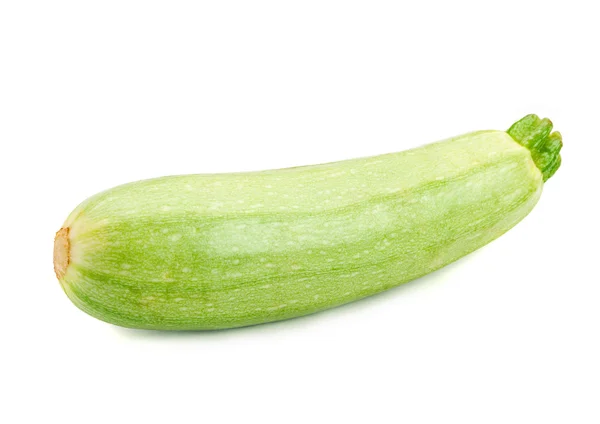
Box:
[55,116,562,330]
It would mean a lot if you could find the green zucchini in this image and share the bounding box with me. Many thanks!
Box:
[54,114,562,330]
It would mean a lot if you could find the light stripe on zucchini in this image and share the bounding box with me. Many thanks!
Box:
[54,114,562,330]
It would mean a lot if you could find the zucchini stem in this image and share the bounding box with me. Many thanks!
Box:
[507,114,563,181]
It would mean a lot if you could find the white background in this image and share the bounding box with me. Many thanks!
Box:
[1,1,599,423]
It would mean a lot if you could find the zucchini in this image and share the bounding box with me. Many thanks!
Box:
[54,114,562,330]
